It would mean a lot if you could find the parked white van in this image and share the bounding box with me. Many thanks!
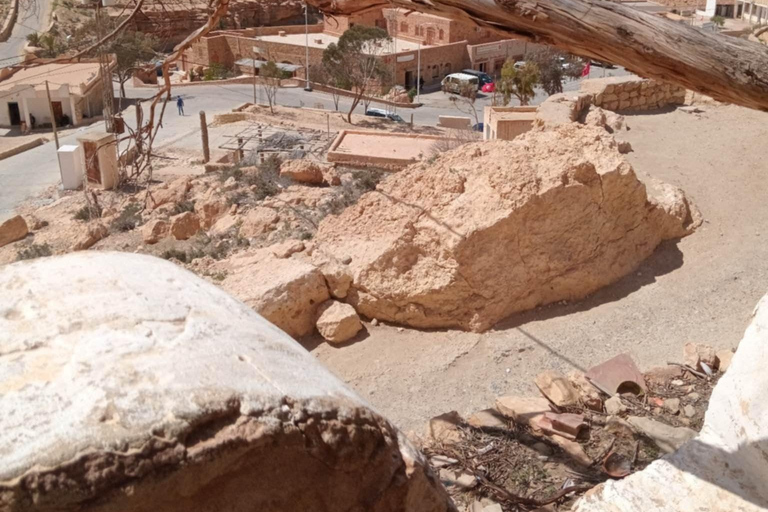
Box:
[441,73,479,96]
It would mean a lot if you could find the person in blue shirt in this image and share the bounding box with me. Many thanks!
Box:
[177,96,185,116]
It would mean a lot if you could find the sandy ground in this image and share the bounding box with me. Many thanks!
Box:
[309,103,768,433]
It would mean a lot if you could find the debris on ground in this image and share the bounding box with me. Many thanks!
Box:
[421,349,728,511]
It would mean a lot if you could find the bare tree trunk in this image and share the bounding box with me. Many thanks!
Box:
[306,0,768,111]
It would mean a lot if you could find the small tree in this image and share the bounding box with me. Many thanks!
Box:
[312,65,343,111]
[322,24,391,123]
[498,60,540,106]
[260,60,281,114]
[449,82,481,126]
[526,47,582,96]
[711,15,726,27]
[110,30,157,98]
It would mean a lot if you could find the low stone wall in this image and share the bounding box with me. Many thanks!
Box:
[580,76,686,112]
[0,0,19,43]
[0,137,45,161]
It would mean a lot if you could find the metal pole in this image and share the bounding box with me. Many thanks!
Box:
[416,41,421,103]
[199,111,210,163]
[45,80,59,150]
[304,2,312,91]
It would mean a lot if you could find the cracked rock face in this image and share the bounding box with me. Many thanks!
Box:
[315,125,699,332]
[0,252,453,512]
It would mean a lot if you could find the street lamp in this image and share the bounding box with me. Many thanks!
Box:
[304,2,312,92]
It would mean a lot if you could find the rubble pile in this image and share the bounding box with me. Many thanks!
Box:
[421,344,730,511]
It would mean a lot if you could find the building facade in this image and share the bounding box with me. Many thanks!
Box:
[0,60,110,129]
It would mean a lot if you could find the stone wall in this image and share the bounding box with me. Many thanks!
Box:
[580,76,686,112]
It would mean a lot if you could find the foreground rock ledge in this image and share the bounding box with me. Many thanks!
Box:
[316,124,700,332]
[0,253,453,512]
[574,293,768,512]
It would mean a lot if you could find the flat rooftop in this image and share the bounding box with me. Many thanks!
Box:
[259,32,421,54]
[328,130,445,169]
[0,63,100,92]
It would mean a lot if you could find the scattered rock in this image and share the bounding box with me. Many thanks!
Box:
[280,159,327,185]
[371,318,379,326]
[141,219,170,244]
[687,392,700,401]
[604,396,627,416]
[270,240,305,259]
[683,342,717,371]
[535,370,580,407]
[568,371,603,411]
[218,249,330,338]
[239,206,280,237]
[550,436,592,467]
[170,212,201,241]
[671,379,684,386]
[194,192,229,228]
[149,176,191,210]
[430,455,458,468]
[646,182,702,239]
[223,176,237,190]
[626,416,696,453]
[716,349,734,372]
[534,412,587,440]
[429,411,464,445]
[315,125,697,331]
[208,213,240,236]
[617,140,633,154]
[467,409,507,430]
[0,215,29,248]
[664,398,681,415]
[27,215,47,230]
[495,396,552,427]
[644,365,683,386]
[71,222,108,251]
[439,469,477,490]
[683,405,696,418]
[315,300,362,344]
[482,504,503,512]
[604,416,636,438]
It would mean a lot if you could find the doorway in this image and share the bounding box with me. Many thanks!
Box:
[51,101,63,124]
[405,70,414,88]
[8,102,20,126]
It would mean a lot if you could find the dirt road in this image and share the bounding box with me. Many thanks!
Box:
[310,103,768,433]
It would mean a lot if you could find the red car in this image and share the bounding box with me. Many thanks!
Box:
[481,82,495,93]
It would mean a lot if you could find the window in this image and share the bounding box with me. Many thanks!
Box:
[443,63,451,76]
[400,21,408,33]
[479,62,487,73]
[438,28,444,40]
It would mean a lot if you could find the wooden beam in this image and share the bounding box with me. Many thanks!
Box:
[306,0,768,112]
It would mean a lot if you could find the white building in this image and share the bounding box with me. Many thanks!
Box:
[738,0,768,22]
[0,60,111,129]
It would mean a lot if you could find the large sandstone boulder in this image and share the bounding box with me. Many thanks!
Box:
[574,293,768,512]
[0,252,453,512]
[216,248,330,338]
[315,125,699,332]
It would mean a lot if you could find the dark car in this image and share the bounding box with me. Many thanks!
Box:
[472,122,484,133]
[461,69,494,89]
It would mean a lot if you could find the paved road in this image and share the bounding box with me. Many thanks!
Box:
[0,67,632,221]
[0,0,51,67]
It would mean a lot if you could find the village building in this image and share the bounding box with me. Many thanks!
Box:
[0,59,111,129]
[181,8,529,89]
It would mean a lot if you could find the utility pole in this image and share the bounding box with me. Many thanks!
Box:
[304,1,312,92]
[45,80,59,150]
[199,111,210,163]
[416,41,421,103]
[253,57,258,105]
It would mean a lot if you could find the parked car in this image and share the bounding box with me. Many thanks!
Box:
[441,73,480,96]
[481,82,495,93]
[472,122,484,133]
[590,60,617,69]
[461,69,494,89]
[365,108,405,123]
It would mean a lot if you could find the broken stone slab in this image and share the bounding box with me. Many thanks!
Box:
[429,411,464,445]
[467,408,508,430]
[495,396,553,427]
[0,215,28,248]
[535,370,580,407]
[0,252,454,512]
[315,300,362,344]
[575,294,768,512]
[141,219,170,244]
[568,371,603,411]
[683,342,717,371]
[169,211,201,241]
[533,412,587,441]
[716,348,734,372]
[626,416,696,454]
[550,436,592,467]
[216,248,330,338]
[586,353,647,396]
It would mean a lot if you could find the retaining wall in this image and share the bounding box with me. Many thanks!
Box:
[580,76,686,112]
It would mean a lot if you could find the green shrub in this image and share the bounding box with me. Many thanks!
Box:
[73,205,99,222]
[110,203,143,232]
